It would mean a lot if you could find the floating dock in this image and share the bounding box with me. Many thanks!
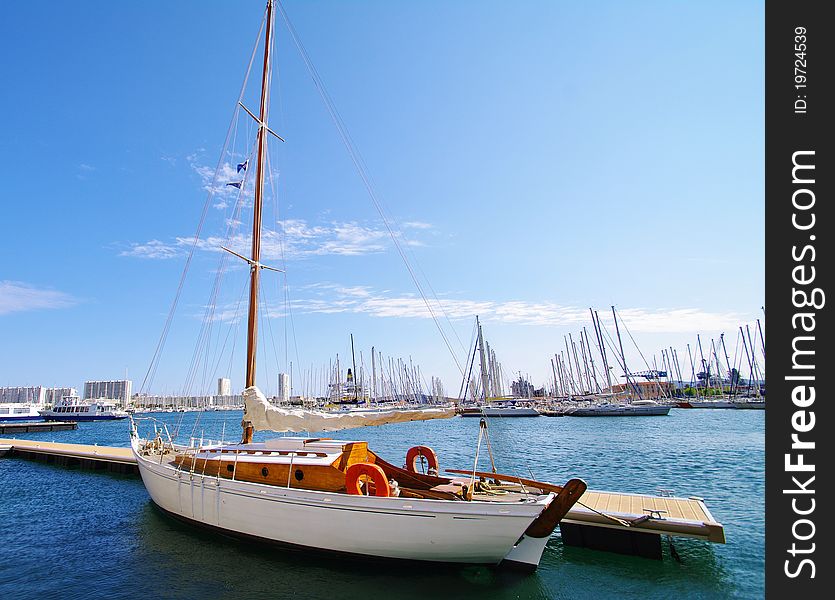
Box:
[0,437,137,474]
[0,438,725,558]
[0,421,78,434]
[560,488,724,558]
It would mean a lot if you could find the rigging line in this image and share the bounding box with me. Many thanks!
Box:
[265,145,301,376]
[458,326,476,402]
[597,321,632,388]
[259,266,284,392]
[140,12,267,395]
[257,167,284,390]
[256,277,270,392]
[400,234,468,355]
[207,278,249,387]
[458,320,479,400]
[275,1,464,378]
[614,307,660,377]
[182,242,232,395]
[262,92,290,374]
[183,138,258,396]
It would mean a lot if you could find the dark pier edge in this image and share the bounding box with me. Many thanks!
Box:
[0,421,78,434]
[765,1,832,597]
[560,523,662,559]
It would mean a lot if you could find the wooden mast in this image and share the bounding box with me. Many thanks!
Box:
[243,0,274,443]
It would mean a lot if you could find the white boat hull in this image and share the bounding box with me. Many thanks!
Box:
[132,437,555,568]
[564,404,670,417]
[459,407,540,417]
[675,400,737,409]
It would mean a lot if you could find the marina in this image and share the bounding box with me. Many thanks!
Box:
[0,409,763,598]
[0,0,766,596]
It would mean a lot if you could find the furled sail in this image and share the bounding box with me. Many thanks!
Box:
[243,386,456,433]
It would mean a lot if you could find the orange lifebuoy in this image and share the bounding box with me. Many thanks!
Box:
[345,462,390,497]
[405,445,439,475]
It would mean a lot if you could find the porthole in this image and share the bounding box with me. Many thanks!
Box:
[261,467,270,477]
[294,469,304,481]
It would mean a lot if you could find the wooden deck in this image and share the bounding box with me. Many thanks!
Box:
[0,437,725,548]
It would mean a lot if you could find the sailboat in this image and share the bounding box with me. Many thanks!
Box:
[129,0,585,571]
[458,317,540,417]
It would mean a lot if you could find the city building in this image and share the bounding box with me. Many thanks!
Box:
[0,386,78,406]
[84,380,133,407]
[218,377,231,397]
[278,373,290,403]
[130,393,243,410]
[0,386,46,405]
[608,380,675,400]
[511,376,536,398]
[45,387,78,404]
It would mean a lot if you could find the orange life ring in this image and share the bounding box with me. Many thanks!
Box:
[405,445,439,475]
[345,462,390,497]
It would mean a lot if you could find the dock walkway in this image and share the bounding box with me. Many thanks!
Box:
[0,438,725,557]
[0,437,137,474]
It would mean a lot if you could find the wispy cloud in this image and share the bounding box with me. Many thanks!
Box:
[122,218,431,260]
[199,282,747,334]
[0,281,78,315]
[125,152,434,261]
[76,163,96,180]
[119,239,183,259]
[281,285,747,332]
[187,153,254,206]
[597,308,745,333]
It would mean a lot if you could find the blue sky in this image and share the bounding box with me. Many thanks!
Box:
[0,1,764,398]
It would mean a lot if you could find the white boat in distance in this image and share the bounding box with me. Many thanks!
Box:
[41,396,128,421]
[561,399,670,417]
[0,404,43,422]
[675,399,737,409]
[459,403,541,417]
[130,0,585,573]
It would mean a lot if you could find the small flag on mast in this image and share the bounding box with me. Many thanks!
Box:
[226,181,243,189]
[237,160,248,173]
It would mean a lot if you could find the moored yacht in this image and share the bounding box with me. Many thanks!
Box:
[0,404,43,422]
[128,0,586,573]
[562,398,670,417]
[40,396,129,421]
[458,402,541,417]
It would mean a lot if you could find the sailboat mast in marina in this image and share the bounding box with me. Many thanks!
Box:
[242,0,274,446]
[129,0,586,571]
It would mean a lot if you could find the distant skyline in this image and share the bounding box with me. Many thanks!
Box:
[0,1,764,397]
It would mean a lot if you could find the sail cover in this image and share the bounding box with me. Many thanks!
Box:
[243,386,456,433]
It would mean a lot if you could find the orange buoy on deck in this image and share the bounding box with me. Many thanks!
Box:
[405,445,438,475]
[345,462,390,497]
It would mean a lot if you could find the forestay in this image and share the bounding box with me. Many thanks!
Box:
[243,386,456,433]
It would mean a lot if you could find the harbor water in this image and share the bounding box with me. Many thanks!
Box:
[0,409,763,599]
